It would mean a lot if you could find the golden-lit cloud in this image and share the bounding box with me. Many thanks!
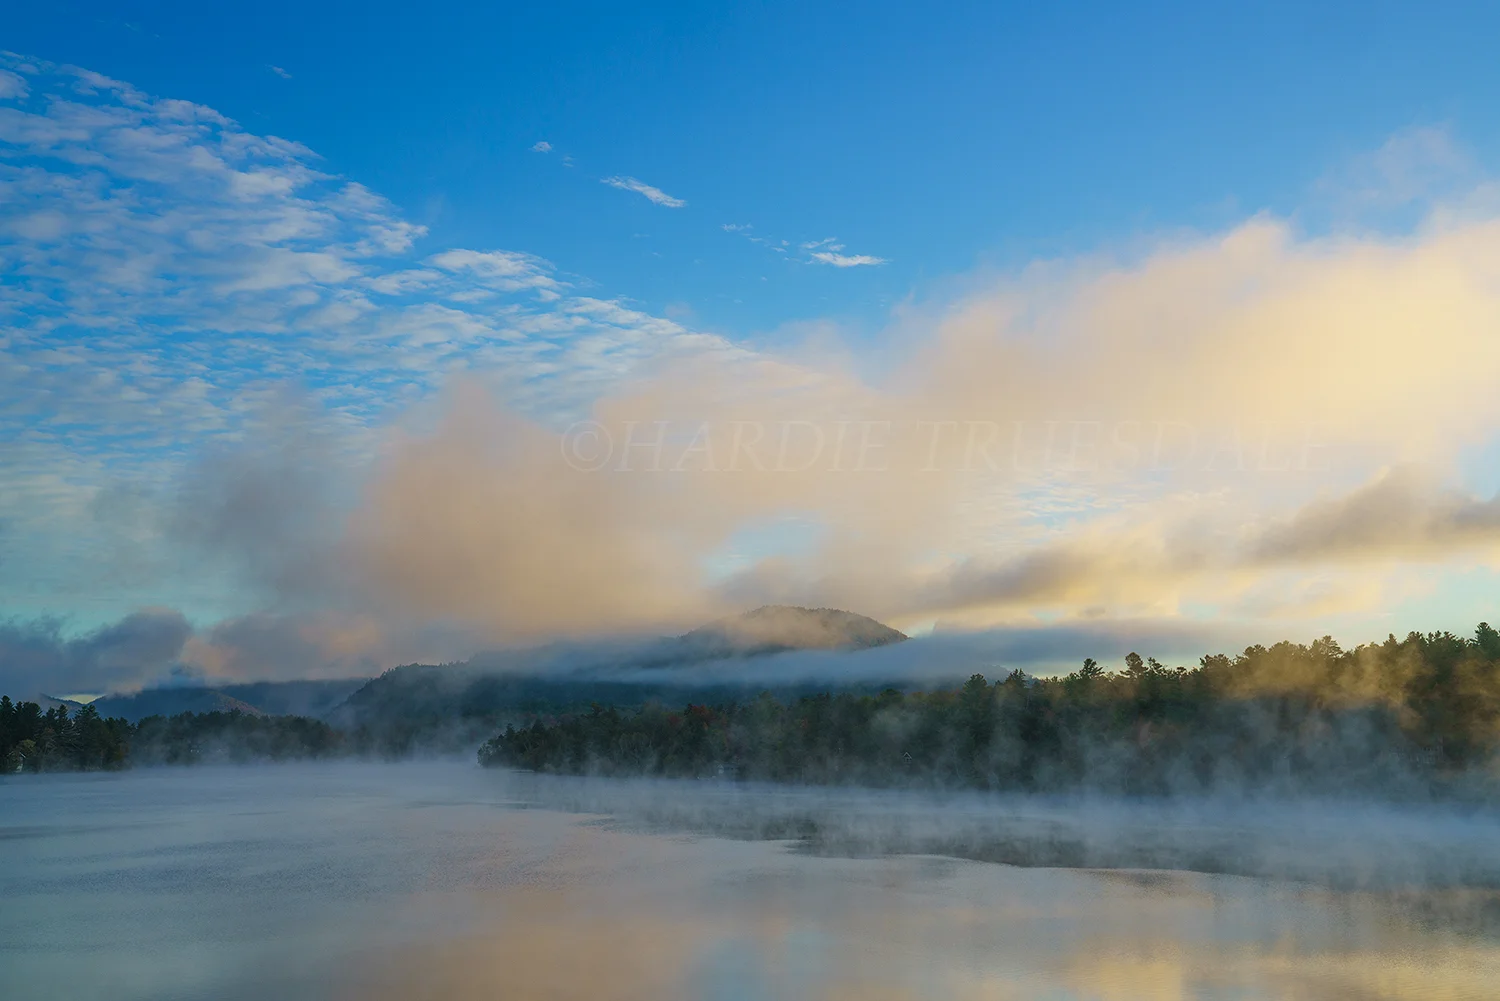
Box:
[284,204,1500,654]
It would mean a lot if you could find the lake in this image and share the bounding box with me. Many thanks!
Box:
[2,760,1497,1000]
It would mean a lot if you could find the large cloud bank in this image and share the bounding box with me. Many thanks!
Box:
[3,55,1500,693]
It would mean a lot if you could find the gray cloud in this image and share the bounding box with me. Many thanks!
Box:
[1248,469,1500,564]
[0,609,192,697]
[194,614,371,682]
[168,406,357,605]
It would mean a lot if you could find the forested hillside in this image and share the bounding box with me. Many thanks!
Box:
[481,625,1500,799]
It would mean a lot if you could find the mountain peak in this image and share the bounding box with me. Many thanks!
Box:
[680,605,907,657]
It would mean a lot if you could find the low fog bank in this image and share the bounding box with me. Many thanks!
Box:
[0,601,1249,705]
[408,612,1253,688]
[592,621,1255,687]
[488,768,1500,896]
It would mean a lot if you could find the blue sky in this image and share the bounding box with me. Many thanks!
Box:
[11,1,1500,336]
[5,3,1500,693]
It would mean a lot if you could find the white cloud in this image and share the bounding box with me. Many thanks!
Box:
[0,69,29,100]
[267,65,292,80]
[363,269,442,295]
[800,238,886,265]
[427,248,559,291]
[810,251,887,267]
[601,175,686,208]
[530,140,552,153]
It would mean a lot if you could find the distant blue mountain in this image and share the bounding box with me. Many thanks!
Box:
[91,678,367,723]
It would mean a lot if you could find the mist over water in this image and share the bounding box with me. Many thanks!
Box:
[3,761,1497,1000]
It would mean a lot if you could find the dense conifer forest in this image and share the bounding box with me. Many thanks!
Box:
[480,625,1500,799]
[0,699,343,772]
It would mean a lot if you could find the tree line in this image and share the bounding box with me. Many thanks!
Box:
[480,625,1500,799]
[0,698,343,772]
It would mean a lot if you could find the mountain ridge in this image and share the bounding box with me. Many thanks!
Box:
[86,678,369,724]
[330,606,911,741]
[73,608,907,737]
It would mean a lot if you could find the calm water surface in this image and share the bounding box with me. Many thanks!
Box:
[2,760,1497,1000]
